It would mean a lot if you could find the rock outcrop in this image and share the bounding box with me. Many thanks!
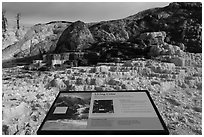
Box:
[139,31,166,45]
[55,21,95,52]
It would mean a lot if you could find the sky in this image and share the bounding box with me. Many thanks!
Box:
[2,2,169,28]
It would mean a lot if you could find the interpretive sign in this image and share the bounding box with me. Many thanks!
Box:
[37,90,169,135]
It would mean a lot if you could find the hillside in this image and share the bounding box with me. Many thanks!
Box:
[2,2,202,61]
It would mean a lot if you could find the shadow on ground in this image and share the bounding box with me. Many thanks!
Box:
[2,55,41,68]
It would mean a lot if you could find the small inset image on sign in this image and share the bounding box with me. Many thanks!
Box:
[53,107,68,114]
[93,100,114,113]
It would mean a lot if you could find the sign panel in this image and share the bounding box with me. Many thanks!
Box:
[37,91,169,135]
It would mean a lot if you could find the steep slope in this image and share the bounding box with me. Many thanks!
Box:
[2,2,202,61]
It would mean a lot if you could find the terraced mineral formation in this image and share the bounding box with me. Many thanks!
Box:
[2,53,202,135]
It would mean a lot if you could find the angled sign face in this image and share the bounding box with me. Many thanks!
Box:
[37,90,169,135]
